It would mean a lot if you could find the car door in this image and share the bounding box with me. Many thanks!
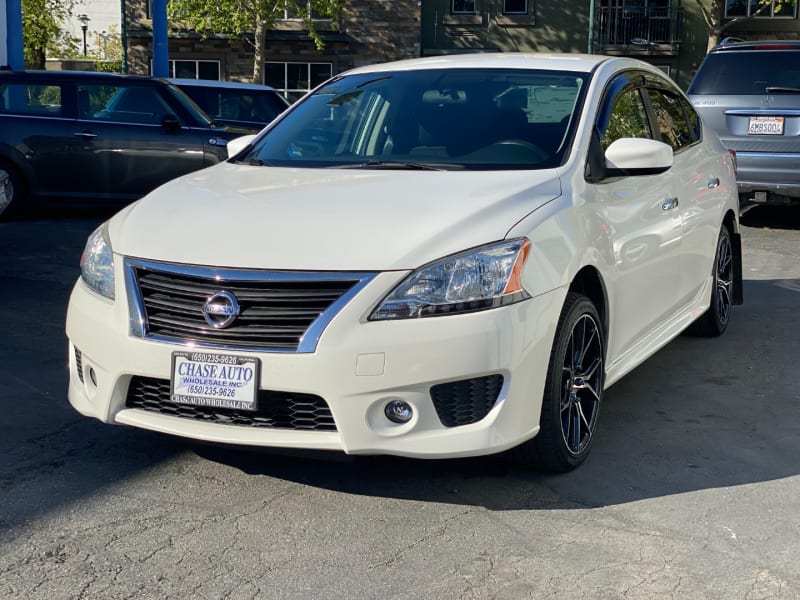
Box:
[585,72,684,362]
[69,81,216,200]
[0,76,76,197]
[644,84,727,307]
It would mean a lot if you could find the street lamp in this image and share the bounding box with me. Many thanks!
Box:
[78,14,91,57]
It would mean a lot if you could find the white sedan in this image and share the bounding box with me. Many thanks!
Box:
[67,53,741,472]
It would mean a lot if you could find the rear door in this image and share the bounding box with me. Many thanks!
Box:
[0,75,76,197]
[644,83,730,307]
[586,71,684,361]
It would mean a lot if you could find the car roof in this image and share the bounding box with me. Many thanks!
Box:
[342,53,614,76]
[166,78,279,92]
[709,39,800,53]
[0,69,158,83]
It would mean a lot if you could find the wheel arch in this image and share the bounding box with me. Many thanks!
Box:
[567,265,609,344]
[0,144,34,195]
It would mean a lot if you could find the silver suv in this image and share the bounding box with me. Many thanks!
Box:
[687,40,800,206]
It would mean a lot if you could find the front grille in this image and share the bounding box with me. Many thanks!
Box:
[430,375,504,428]
[128,261,371,351]
[74,346,84,383]
[126,376,337,431]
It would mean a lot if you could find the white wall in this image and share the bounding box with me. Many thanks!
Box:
[67,0,121,54]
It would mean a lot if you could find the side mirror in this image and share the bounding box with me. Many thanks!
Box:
[226,134,257,159]
[605,138,673,176]
[160,114,182,133]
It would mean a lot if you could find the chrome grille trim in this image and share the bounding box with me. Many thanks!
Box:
[125,258,377,353]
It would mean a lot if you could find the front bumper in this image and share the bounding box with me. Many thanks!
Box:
[66,269,564,459]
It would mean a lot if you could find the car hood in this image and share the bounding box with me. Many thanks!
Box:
[110,162,562,271]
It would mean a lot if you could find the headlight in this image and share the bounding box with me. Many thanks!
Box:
[80,224,115,300]
[370,239,531,320]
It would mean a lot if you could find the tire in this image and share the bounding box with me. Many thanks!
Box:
[688,225,733,338]
[510,292,605,472]
[0,160,27,221]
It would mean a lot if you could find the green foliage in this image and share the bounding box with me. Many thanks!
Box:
[22,0,76,68]
[94,61,124,74]
[168,0,341,80]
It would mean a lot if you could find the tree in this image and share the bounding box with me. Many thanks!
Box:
[21,0,76,68]
[694,0,798,53]
[168,0,341,83]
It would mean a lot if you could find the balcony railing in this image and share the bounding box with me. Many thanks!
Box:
[595,6,683,52]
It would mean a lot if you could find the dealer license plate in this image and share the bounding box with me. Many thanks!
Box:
[171,351,259,411]
[748,116,784,135]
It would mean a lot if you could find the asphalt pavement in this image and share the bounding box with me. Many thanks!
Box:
[0,205,798,599]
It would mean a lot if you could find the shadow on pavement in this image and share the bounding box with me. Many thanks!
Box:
[741,204,800,230]
[1,212,797,531]
[194,276,799,511]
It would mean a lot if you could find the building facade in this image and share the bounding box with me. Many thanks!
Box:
[124,0,421,101]
[122,0,800,94]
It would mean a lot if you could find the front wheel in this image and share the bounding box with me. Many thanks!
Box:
[511,292,605,472]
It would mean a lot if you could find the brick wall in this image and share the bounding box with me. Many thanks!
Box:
[124,0,421,80]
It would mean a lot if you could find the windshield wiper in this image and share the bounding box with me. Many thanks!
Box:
[330,160,451,171]
[765,86,800,93]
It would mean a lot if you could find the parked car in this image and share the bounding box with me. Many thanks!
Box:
[168,78,290,132]
[0,70,249,218]
[687,39,800,206]
[67,54,742,472]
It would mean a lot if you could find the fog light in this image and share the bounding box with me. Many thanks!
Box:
[89,367,97,387]
[384,399,413,424]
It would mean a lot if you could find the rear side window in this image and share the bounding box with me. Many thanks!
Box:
[688,51,800,94]
[647,89,694,150]
[0,83,62,116]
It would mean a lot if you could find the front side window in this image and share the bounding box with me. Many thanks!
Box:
[725,0,798,18]
[600,88,652,150]
[241,68,589,171]
[78,84,174,125]
[265,62,333,103]
[0,83,62,116]
[452,0,477,14]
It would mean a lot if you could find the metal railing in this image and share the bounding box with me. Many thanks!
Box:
[596,6,684,48]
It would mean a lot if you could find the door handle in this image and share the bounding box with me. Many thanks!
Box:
[662,197,679,211]
[73,131,97,138]
[707,177,720,189]
[208,138,229,147]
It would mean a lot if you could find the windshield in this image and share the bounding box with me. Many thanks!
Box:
[240,68,589,170]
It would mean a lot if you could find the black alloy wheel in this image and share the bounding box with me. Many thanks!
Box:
[510,292,605,472]
[689,224,733,337]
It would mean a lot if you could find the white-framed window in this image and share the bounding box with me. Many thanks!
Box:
[503,0,528,15]
[725,0,798,18]
[280,0,324,19]
[452,0,477,14]
[265,62,333,102]
[168,60,221,80]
